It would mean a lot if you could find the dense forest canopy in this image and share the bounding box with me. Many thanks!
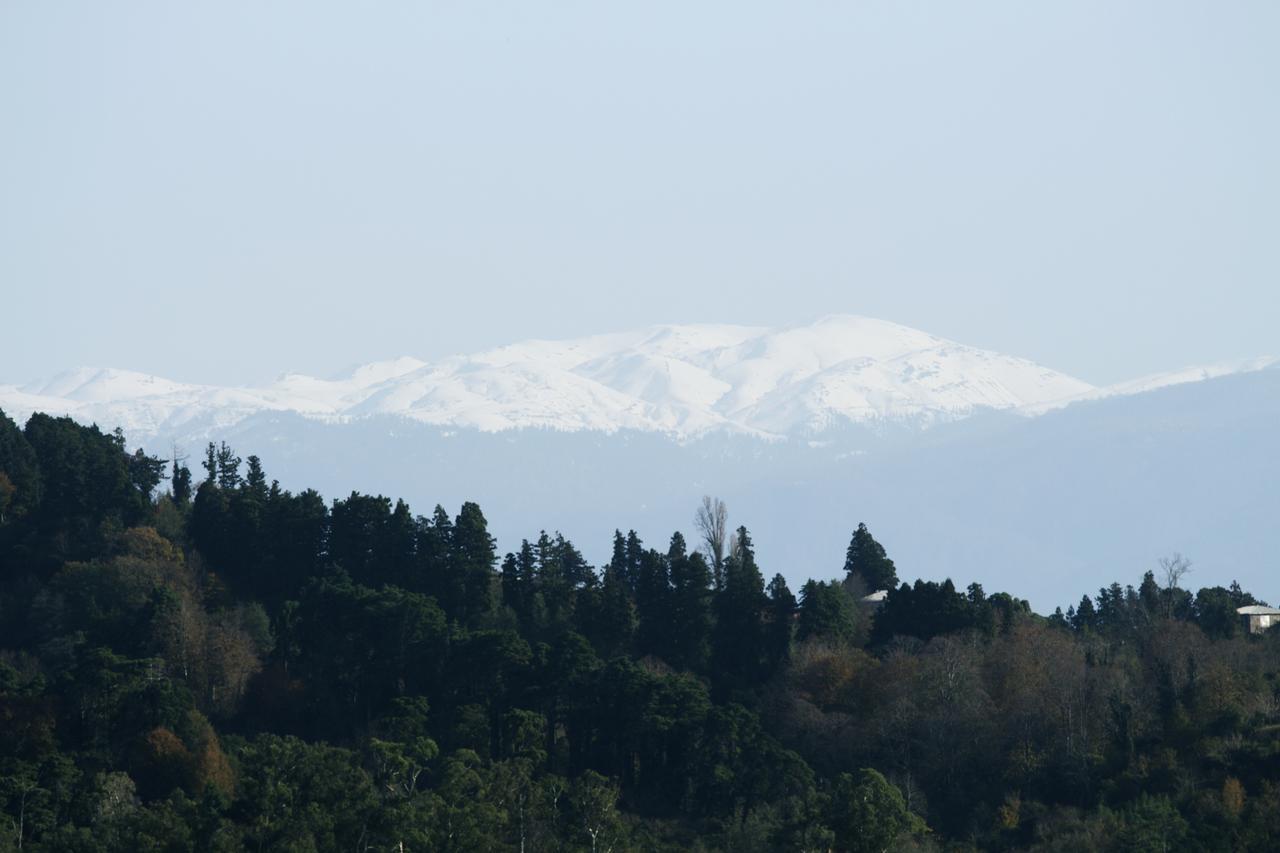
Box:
[0,409,1277,851]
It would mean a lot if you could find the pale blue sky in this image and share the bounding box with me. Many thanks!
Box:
[2,1,1277,386]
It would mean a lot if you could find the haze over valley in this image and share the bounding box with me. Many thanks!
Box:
[6,314,1275,610]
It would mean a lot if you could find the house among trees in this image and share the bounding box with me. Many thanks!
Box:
[860,589,889,610]
[1236,604,1280,634]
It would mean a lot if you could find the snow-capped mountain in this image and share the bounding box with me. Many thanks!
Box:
[3,316,1276,609]
[1021,355,1280,415]
[1,316,1100,442]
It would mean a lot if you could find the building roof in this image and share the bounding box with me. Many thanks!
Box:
[1236,605,1280,616]
[861,590,889,603]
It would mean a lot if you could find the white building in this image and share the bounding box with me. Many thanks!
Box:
[1236,604,1280,635]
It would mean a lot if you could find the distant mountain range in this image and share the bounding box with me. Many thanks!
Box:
[3,316,1276,610]
[4,315,1273,443]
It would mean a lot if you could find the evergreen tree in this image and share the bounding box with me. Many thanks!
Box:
[583,564,636,659]
[214,442,242,490]
[552,532,593,588]
[1071,594,1098,631]
[171,460,193,507]
[634,541,671,661]
[127,447,167,503]
[454,502,497,624]
[843,523,898,591]
[607,530,627,585]
[712,526,768,687]
[765,574,796,670]
[203,442,217,484]
[417,505,460,610]
[797,579,859,644]
[501,539,537,625]
[0,409,40,524]
[244,455,268,501]
[623,530,645,592]
[329,492,393,585]
[383,498,417,589]
[668,533,713,671]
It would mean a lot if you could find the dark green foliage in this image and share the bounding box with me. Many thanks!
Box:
[453,501,497,624]
[2,414,1280,851]
[634,535,672,660]
[828,768,927,853]
[843,522,898,591]
[1194,582,1255,639]
[712,527,769,689]
[579,562,635,659]
[797,579,860,644]
[19,414,160,556]
[870,578,977,644]
[766,573,797,669]
[667,534,713,671]
[212,442,240,490]
[169,460,192,507]
[0,409,41,525]
[328,491,397,585]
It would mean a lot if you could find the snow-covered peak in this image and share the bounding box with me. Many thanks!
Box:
[0,315,1189,443]
[22,367,200,403]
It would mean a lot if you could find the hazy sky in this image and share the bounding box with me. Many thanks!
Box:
[3,1,1277,387]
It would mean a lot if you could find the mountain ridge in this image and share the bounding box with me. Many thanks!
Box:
[3,315,1271,443]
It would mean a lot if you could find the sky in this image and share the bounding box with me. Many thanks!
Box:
[2,1,1277,388]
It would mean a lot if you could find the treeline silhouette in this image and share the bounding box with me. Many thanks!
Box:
[0,410,1278,851]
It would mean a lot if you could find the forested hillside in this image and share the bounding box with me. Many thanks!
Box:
[0,409,1278,851]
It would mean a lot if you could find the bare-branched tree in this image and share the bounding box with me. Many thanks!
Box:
[1159,553,1192,591]
[1158,553,1193,620]
[694,496,728,588]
